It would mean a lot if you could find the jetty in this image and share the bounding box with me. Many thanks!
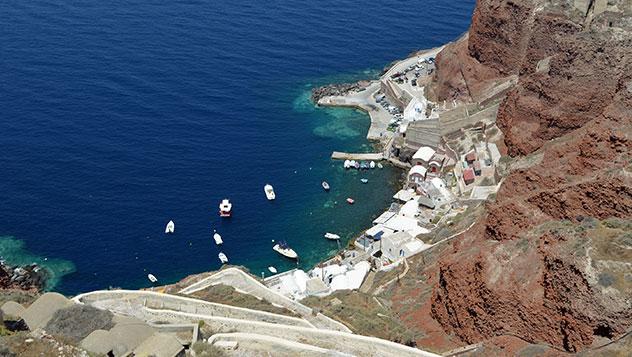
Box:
[331,152,384,161]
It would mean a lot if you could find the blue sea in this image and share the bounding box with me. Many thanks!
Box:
[0,0,475,295]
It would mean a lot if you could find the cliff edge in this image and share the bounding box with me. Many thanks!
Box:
[426,0,632,352]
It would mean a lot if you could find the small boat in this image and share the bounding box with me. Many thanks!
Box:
[360,178,368,184]
[264,184,276,200]
[213,230,223,245]
[377,163,384,169]
[268,266,278,274]
[346,197,355,204]
[147,274,158,283]
[343,160,351,169]
[273,241,298,259]
[370,161,376,169]
[353,161,360,169]
[218,252,228,264]
[360,161,369,170]
[165,220,175,234]
[322,181,330,191]
[324,233,340,240]
[219,199,232,217]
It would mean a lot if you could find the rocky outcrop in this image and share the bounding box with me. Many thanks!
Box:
[311,81,371,103]
[424,0,632,352]
[0,261,47,292]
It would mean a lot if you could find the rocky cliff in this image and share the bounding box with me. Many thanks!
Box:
[426,0,632,352]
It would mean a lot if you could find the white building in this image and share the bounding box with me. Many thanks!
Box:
[411,146,436,166]
[408,165,427,185]
[381,232,427,262]
[404,97,428,122]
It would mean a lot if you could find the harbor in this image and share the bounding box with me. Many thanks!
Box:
[257,43,505,302]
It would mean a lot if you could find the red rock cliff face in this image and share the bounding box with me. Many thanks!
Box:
[425,0,632,352]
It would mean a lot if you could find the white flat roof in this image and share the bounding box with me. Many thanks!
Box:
[400,200,419,218]
[365,224,395,238]
[412,146,435,162]
[383,214,419,233]
[393,189,416,202]
[373,211,397,225]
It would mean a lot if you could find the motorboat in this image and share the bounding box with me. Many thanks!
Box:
[273,242,298,259]
[353,161,360,169]
[264,184,276,200]
[165,220,175,234]
[360,161,369,170]
[377,163,384,169]
[218,252,228,264]
[268,266,278,274]
[360,178,368,184]
[324,232,340,240]
[343,160,351,169]
[322,181,330,191]
[219,199,232,217]
[346,197,355,204]
[147,274,158,283]
[370,161,376,169]
[349,160,356,169]
[213,230,223,245]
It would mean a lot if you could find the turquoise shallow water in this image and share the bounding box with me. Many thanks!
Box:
[0,0,475,294]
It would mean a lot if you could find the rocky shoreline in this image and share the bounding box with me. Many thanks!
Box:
[0,260,47,292]
[310,80,371,103]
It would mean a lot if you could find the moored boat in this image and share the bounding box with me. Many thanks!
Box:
[343,160,351,169]
[264,184,276,200]
[324,232,340,240]
[219,199,232,217]
[165,220,175,234]
[213,230,223,245]
[377,163,384,169]
[370,161,376,169]
[147,274,158,283]
[218,252,228,264]
[322,181,330,191]
[353,161,360,169]
[273,241,298,259]
[268,266,278,274]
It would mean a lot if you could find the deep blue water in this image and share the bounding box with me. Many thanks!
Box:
[0,0,475,294]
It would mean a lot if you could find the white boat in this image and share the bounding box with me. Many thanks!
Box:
[218,252,228,264]
[165,220,175,234]
[273,242,298,259]
[370,161,376,169]
[264,184,276,200]
[324,232,341,240]
[344,160,351,169]
[213,231,223,245]
[268,266,278,274]
[361,178,368,184]
[322,181,330,191]
[147,274,158,283]
[377,163,384,169]
[349,160,356,169]
[219,199,232,217]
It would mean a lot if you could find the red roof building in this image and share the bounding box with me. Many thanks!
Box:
[473,160,482,175]
[465,151,476,164]
[463,168,475,185]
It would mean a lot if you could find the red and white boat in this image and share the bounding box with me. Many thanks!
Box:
[346,197,355,204]
[219,199,232,217]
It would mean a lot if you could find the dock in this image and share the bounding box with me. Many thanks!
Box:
[331,152,384,161]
